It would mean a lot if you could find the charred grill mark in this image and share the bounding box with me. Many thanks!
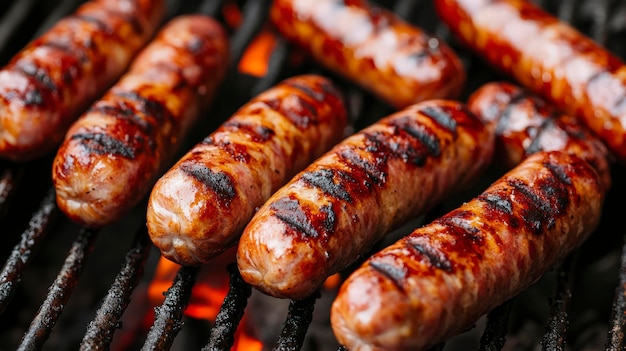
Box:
[420,106,457,134]
[368,261,406,291]
[181,163,236,204]
[15,62,57,93]
[409,239,453,272]
[544,161,572,186]
[71,132,136,158]
[43,40,89,65]
[74,14,112,34]
[478,192,513,215]
[283,81,326,101]
[114,91,171,123]
[526,116,557,155]
[392,116,441,160]
[338,147,386,187]
[496,91,529,135]
[301,169,354,202]
[221,120,275,143]
[270,197,336,239]
[88,100,154,135]
[507,178,558,234]
[264,95,319,128]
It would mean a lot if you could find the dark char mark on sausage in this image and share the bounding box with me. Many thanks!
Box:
[369,261,407,291]
[220,120,275,143]
[180,162,236,206]
[264,95,319,129]
[273,106,454,241]
[409,238,454,273]
[270,196,336,239]
[495,90,528,135]
[71,132,136,158]
[421,105,458,135]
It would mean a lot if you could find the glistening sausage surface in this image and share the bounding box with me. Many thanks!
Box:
[331,151,605,351]
[435,0,626,162]
[468,81,613,190]
[52,15,229,228]
[237,99,494,300]
[147,75,349,267]
[0,0,165,161]
[270,0,466,109]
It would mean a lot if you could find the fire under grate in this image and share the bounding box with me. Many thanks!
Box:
[0,0,625,350]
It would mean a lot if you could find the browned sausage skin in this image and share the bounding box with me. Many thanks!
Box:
[468,81,613,190]
[435,0,626,162]
[331,151,605,351]
[52,15,229,228]
[237,99,494,300]
[0,0,165,161]
[270,0,466,109]
[147,75,349,267]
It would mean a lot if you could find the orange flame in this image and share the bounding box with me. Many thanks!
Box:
[148,247,262,351]
[238,28,279,77]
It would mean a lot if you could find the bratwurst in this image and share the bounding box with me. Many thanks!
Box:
[237,99,494,300]
[331,151,605,351]
[468,81,612,190]
[0,0,165,161]
[435,0,626,162]
[53,15,229,228]
[270,0,466,109]
[147,74,349,267]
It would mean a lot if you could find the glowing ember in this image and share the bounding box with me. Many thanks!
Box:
[148,247,263,350]
[238,28,279,77]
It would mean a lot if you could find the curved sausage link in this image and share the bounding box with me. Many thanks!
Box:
[270,0,466,109]
[237,99,494,300]
[147,74,349,267]
[331,150,604,351]
[435,0,626,162]
[468,81,613,190]
[52,15,229,228]
[0,0,165,161]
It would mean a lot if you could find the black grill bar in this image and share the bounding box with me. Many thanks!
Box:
[541,255,577,351]
[0,165,24,218]
[80,227,152,351]
[17,227,99,351]
[272,292,319,351]
[605,234,626,351]
[479,299,514,351]
[0,188,58,315]
[142,265,199,350]
[204,264,252,351]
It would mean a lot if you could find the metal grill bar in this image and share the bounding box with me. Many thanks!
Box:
[479,299,514,351]
[80,227,152,351]
[17,227,99,351]
[605,234,626,350]
[272,292,319,351]
[541,256,577,351]
[142,265,199,350]
[204,264,252,351]
[0,188,58,315]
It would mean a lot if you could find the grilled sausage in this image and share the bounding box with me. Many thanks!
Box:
[269,0,466,109]
[237,99,494,300]
[52,15,229,228]
[0,0,165,161]
[468,81,613,190]
[147,75,349,267]
[435,0,626,162]
[331,150,605,351]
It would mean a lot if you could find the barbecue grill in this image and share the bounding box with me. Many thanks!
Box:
[1,0,626,350]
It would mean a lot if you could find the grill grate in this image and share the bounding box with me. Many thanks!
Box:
[0,0,625,350]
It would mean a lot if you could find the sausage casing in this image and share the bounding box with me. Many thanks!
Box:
[270,0,466,109]
[331,151,605,351]
[237,99,494,300]
[0,0,165,161]
[52,15,229,228]
[147,74,349,266]
[468,81,613,190]
[435,0,626,162]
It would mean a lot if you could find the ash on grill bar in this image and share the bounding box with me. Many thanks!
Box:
[0,0,625,350]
